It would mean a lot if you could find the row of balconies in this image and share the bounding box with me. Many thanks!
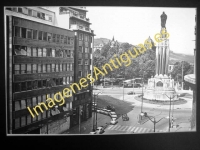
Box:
[70,12,90,23]
[70,24,91,33]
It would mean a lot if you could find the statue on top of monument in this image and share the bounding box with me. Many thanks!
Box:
[161,12,167,28]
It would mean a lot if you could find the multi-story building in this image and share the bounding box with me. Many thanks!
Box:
[38,6,95,129]
[5,7,75,134]
[184,13,196,131]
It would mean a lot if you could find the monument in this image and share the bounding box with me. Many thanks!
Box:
[143,12,178,101]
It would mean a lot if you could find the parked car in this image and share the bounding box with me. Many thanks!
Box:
[109,112,117,118]
[110,118,118,125]
[122,114,129,121]
[106,105,115,111]
[102,109,109,115]
[95,127,104,134]
[89,131,96,134]
[127,91,135,95]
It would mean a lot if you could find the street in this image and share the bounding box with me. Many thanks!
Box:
[95,87,192,134]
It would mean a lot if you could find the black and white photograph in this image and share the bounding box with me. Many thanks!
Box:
[4,6,196,135]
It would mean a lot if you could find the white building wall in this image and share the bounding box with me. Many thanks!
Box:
[4,7,55,26]
[42,7,70,30]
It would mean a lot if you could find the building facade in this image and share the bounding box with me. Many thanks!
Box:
[5,7,75,134]
[41,6,95,129]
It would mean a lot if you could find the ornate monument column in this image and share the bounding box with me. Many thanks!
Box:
[155,12,170,77]
[143,12,178,101]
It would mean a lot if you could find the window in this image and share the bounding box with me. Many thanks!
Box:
[27,64,31,74]
[85,35,88,41]
[26,47,31,56]
[43,48,46,57]
[60,64,62,72]
[15,26,21,37]
[66,77,69,84]
[38,48,42,57]
[85,70,88,76]
[47,33,52,42]
[38,64,42,73]
[70,63,73,71]
[14,83,21,92]
[33,30,37,39]
[28,9,32,16]
[15,64,20,74]
[41,13,45,20]
[67,64,69,71]
[61,35,64,43]
[37,12,41,18]
[53,34,56,42]
[21,100,26,109]
[63,64,66,71]
[64,36,67,44]
[33,64,37,73]
[68,37,70,44]
[38,31,43,40]
[32,48,37,57]
[85,47,89,53]
[27,29,32,39]
[14,118,20,129]
[78,71,82,77]
[70,51,74,58]
[70,76,73,83]
[21,64,26,74]
[56,64,59,72]
[32,10,37,17]
[52,64,55,72]
[85,59,89,65]
[18,7,23,13]
[78,59,82,65]
[21,28,26,38]
[66,50,70,58]
[22,7,28,15]
[47,48,52,57]
[38,80,42,88]
[56,78,59,85]
[79,33,83,40]
[55,49,60,57]
[43,80,47,88]
[47,64,51,72]
[60,50,63,57]
[14,101,21,111]
[63,77,66,85]
[33,80,38,89]
[70,38,74,45]
[43,32,47,41]
[57,35,60,43]
[79,46,83,53]
[52,49,55,57]
[43,64,46,72]
[27,81,32,90]
[21,82,26,91]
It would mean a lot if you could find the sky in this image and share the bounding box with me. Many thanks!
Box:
[86,7,196,55]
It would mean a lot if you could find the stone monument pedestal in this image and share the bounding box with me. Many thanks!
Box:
[143,74,178,101]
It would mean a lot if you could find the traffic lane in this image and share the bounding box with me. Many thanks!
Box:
[104,106,192,134]
[94,88,142,95]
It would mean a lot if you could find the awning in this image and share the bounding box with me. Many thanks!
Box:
[184,74,195,85]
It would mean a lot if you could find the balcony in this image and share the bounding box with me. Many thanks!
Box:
[70,24,92,33]
[69,12,90,23]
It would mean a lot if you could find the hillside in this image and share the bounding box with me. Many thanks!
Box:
[94,38,194,64]
[94,38,123,46]
[169,51,194,64]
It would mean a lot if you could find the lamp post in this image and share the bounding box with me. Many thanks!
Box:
[163,93,178,132]
[92,91,102,131]
[140,112,166,132]
[141,71,145,113]
[132,77,135,95]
